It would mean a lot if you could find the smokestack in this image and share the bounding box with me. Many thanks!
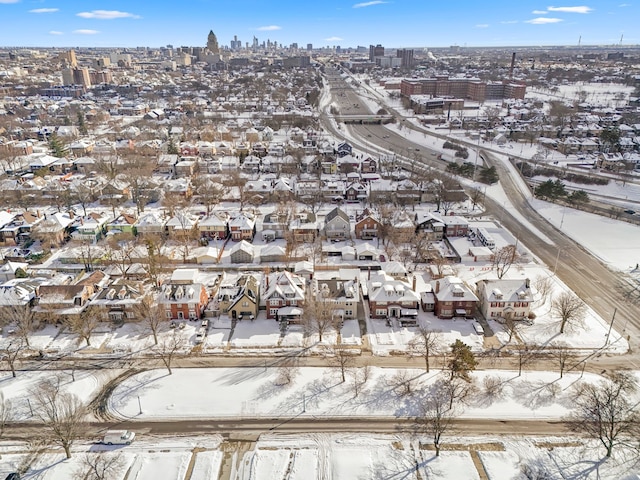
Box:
[509,52,516,80]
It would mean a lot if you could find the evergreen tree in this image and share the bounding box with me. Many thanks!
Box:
[478,166,499,184]
[447,340,477,382]
[77,111,88,135]
[49,134,66,158]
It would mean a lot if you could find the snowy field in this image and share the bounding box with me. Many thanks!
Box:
[109,367,617,422]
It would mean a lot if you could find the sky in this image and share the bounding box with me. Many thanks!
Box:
[0,1,637,49]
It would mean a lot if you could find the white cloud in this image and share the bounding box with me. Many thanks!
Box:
[526,17,563,24]
[532,9,548,14]
[0,0,21,4]
[500,20,519,24]
[76,10,140,20]
[325,36,343,41]
[619,3,631,6]
[49,31,63,35]
[73,29,100,35]
[475,24,489,28]
[30,8,59,13]
[256,25,281,31]
[353,1,387,8]
[547,5,593,13]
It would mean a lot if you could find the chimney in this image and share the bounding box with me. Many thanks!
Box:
[525,277,530,289]
[509,52,516,79]
[412,275,417,291]
[435,281,440,294]
[37,210,41,218]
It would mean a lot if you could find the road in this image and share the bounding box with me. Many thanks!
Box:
[3,417,571,442]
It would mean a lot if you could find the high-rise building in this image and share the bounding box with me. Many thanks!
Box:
[307,43,313,51]
[62,67,91,88]
[207,30,220,53]
[396,49,414,68]
[369,44,384,62]
[61,49,77,67]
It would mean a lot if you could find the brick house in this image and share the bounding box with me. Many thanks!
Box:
[367,272,420,322]
[431,276,478,319]
[262,271,306,322]
[158,268,209,320]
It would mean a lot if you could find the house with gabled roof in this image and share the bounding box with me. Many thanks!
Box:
[72,212,109,243]
[323,207,351,240]
[336,141,353,157]
[226,274,260,320]
[354,209,381,240]
[32,211,75,246]
[199,212,229,240]
[106,213,137,236]
[229,240,255,264]
[262,271,306,321]
[135,211,167,236]
[229,213,256,241]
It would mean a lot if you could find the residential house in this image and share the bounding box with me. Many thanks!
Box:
[0,211,43,246]
[90,280,145,323]
[314,271,360,322]
[106,213,137,236]
[260,244,286,263]
[415,213,445,241]
[323,207,351,240]
[344,182,368,202]
[360,156,378,174]
[336,141,353,157]
[135,211,167,237]
[165,212,198,237]
[290,212,318,243]
[476,278,533,321]
[431,276,478,319]
[262,271,306,322]
[229,240,255,264]
[441,216,469,237]
[229,213,256,241]
[32,211,75,246]
[199,212,229,241]
[226,274,260,320]
[262,210,290,240]
[367,272,420,324]
[354,210,381,240]
[0,261,29,283]
[157,268,208,320]
[72,212,109,243]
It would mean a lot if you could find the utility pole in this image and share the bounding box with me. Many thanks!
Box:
[604,308,617,346]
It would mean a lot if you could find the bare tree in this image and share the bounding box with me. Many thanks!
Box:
[1,339,25,377]
[302,292,338,343]
[549,342,576,378]
[552,291,586,334]
[0,304,36,348]
[74,452,126,480]
[468,187,484,211]
[134,295,164,345]
[30,376,86,459]
[142,233,168,288]
[387,369,419,397]
[274,358,299,386]
[408,328,442,372]
[440,376,476,410]
[154,330,186,375]
[104,233,140,278]
[492,245,520,279]
[514,344,541,377]
[566,371,639,458]
[350,363,371,398]
[482,375,505,400]
[503,316,523,343]
[65,307,103,346]
[324,346,355,383]
[533,275,553,305]
[416,380,458,457]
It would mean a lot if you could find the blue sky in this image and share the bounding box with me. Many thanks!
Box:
[0,1,636,48]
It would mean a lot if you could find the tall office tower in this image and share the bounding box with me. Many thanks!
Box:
[369,44,384,61]
[307,43,313,51]
[396,49,414,68]
[207,30,220,53]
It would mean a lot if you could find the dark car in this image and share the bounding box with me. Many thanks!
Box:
[624,209,635,215]
[6,473,21,480]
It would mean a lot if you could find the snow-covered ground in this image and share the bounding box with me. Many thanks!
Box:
[109,367,616,422]
[1,433,636,480]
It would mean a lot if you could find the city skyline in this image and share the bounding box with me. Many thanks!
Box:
[0,0,637,49]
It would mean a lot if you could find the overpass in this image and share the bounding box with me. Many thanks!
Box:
[334,114,395,124]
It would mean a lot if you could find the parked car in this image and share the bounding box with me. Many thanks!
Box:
[472,321,485,335]
[624,209,635,215]
[201,319,209,329]
[5,474,21,480]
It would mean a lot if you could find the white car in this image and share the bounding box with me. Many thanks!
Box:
[472,322,485,335]
[103,430,135,445]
